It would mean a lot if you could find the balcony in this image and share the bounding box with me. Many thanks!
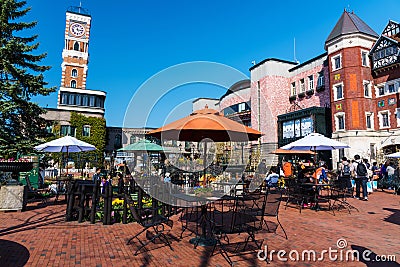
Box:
[289,95,296,101]
[298,92,306,98]
[306,89,314,96]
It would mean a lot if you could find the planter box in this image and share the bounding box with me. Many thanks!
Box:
[306,89,314,96]
[0,185,25,211]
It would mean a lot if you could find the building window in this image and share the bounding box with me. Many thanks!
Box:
[366,112,374,130]
[291,82,296,96]
[71,80,77,88]
[82,95,88,106]
[332,54,341,70]
[378,111,390,128]
[60,125,76,137]
[73,41,79,51]
[378,86,385,96]
[89,96,95,107]
[61,93,68,104]
[333,83,344,100]
[238,103,246,112]
[361,51,368,66]
[68,94,75,105]
[82,125,91,137]
[388,84,396,93]
[317,73,324,87]
[130,135,136,144]
[114,134,122,149]
[308,75,314,90]
[300,79,305,92]
[335,112,345,131]
[364,81,371,98]
[71,69,78,77]
[75,94,81,106]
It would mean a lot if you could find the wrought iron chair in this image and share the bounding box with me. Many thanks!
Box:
[23,176,51,204]
[125,194,174,255]
[210,192,265,266]
[329,179,359,215]
[263,188,287,239]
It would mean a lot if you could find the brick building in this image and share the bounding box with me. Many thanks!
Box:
[206,10,400,167]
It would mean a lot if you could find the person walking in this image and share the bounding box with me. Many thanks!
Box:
[339,157,352,193]
[351,155,368,201]
[257,159,268,177]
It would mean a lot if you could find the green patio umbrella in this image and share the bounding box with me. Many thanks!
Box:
[118,139,170,175]
[117,139,167,152]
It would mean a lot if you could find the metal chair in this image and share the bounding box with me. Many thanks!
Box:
[210,192,264,266]
[125,194,174,255]
[263,188,287,239]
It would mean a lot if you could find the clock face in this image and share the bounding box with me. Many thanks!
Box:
[70,23,85,37]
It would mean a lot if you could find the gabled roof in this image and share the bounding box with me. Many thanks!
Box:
[326,10,378,43]
[370,35,399,54]
[382,20,400,42]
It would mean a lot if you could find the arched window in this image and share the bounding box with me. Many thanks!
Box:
[73,41,80,51]
[71,69,78,77]
[71,80,77,88]
[130,135,136,144]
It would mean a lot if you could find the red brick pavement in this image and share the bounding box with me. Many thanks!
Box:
[0,191,399,267]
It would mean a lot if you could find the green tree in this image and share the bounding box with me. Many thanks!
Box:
[0,0,55,157]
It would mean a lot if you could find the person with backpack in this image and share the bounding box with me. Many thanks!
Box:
[339,157,352,193]
[351,155,368,201]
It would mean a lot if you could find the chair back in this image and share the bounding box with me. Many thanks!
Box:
[24,176,34,190]
[264,189,282,217]
[125,194,143,225]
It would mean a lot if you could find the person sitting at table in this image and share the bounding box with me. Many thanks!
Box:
[265,166,279,188]
[282,158,294,177]
[313,162,328,184]
[298,170,315,207]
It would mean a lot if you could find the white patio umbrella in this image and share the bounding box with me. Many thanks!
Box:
[385,151,400,158]
[34,136,97,176]
[281,133,350,151]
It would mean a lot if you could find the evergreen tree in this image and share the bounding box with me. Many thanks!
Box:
[0,0,55,157]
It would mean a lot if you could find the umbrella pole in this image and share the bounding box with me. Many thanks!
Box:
[66,146,69,177]
[203,142,207,186]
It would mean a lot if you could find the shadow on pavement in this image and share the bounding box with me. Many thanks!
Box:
[0,239,30,266]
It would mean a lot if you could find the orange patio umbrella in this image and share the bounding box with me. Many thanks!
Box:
[147,108,262,186]
[147,108,262,142]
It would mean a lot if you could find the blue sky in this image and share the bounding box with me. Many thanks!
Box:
[26,0,400,127]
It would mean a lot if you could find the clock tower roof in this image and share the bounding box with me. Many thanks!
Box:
[326,10,378,43]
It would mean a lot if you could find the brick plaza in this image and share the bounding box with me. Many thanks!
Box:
[0,190,399,267]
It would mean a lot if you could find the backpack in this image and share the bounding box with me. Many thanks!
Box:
[342,164,351,176]
[356,162,368,177]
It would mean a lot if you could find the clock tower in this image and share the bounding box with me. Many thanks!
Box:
[56,6,106,117]
[61,7,91,89]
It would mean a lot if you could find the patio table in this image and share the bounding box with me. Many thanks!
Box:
[172,192,218,247]
[301,183,331,211]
